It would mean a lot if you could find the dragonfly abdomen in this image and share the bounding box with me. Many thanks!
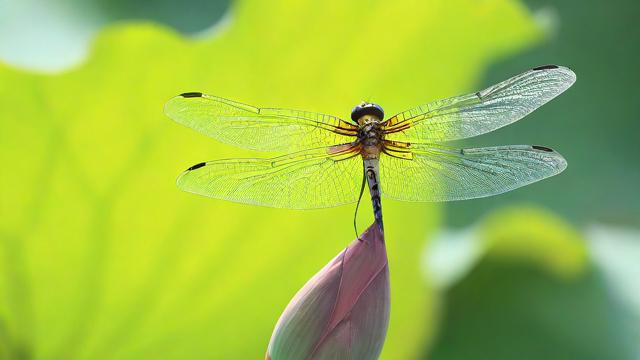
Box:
[364,158,384,232]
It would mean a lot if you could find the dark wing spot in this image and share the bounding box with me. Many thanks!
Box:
[532,145,554,152]
[475,91,482,100]
[532,64,559,71]
[180,92,203,98]
[187,162,207,170]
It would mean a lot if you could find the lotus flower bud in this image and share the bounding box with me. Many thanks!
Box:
[266,224,390,360]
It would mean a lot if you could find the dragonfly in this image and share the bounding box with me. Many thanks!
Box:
[165,65,575,233]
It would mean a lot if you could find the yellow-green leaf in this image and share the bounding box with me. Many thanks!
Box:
[0,0,541,358]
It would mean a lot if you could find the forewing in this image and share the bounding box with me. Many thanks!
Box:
[380,143,567,202]
[164,93,358,152]
[177,145,363,209]
[383,65,576,142]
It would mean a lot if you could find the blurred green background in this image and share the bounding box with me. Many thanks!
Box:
[0,0,638,359]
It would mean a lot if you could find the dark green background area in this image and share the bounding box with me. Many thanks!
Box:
[53,0,230,34]
[446,0,640,228]
[426,260,633,360]
[94,0,230,34]
[434,1,640,357]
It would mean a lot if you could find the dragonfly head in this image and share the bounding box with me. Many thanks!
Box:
[351,102,384,124]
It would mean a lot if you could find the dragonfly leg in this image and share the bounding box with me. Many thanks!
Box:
[353,168,367,239]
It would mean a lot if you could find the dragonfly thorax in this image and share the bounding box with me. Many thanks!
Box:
[357,119,384,160]
[358,120,384,144]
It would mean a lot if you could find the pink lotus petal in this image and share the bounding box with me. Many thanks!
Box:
[267,224,390,360]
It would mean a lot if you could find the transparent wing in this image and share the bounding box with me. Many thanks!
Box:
[164,93,358,152]
[177,144,363,209]
[380,143,567,202]
[383,65,576,142]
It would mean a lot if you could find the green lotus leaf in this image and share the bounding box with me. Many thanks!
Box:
[0,1,540,358]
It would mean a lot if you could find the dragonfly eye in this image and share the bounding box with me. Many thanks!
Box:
[351,103,384,122]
